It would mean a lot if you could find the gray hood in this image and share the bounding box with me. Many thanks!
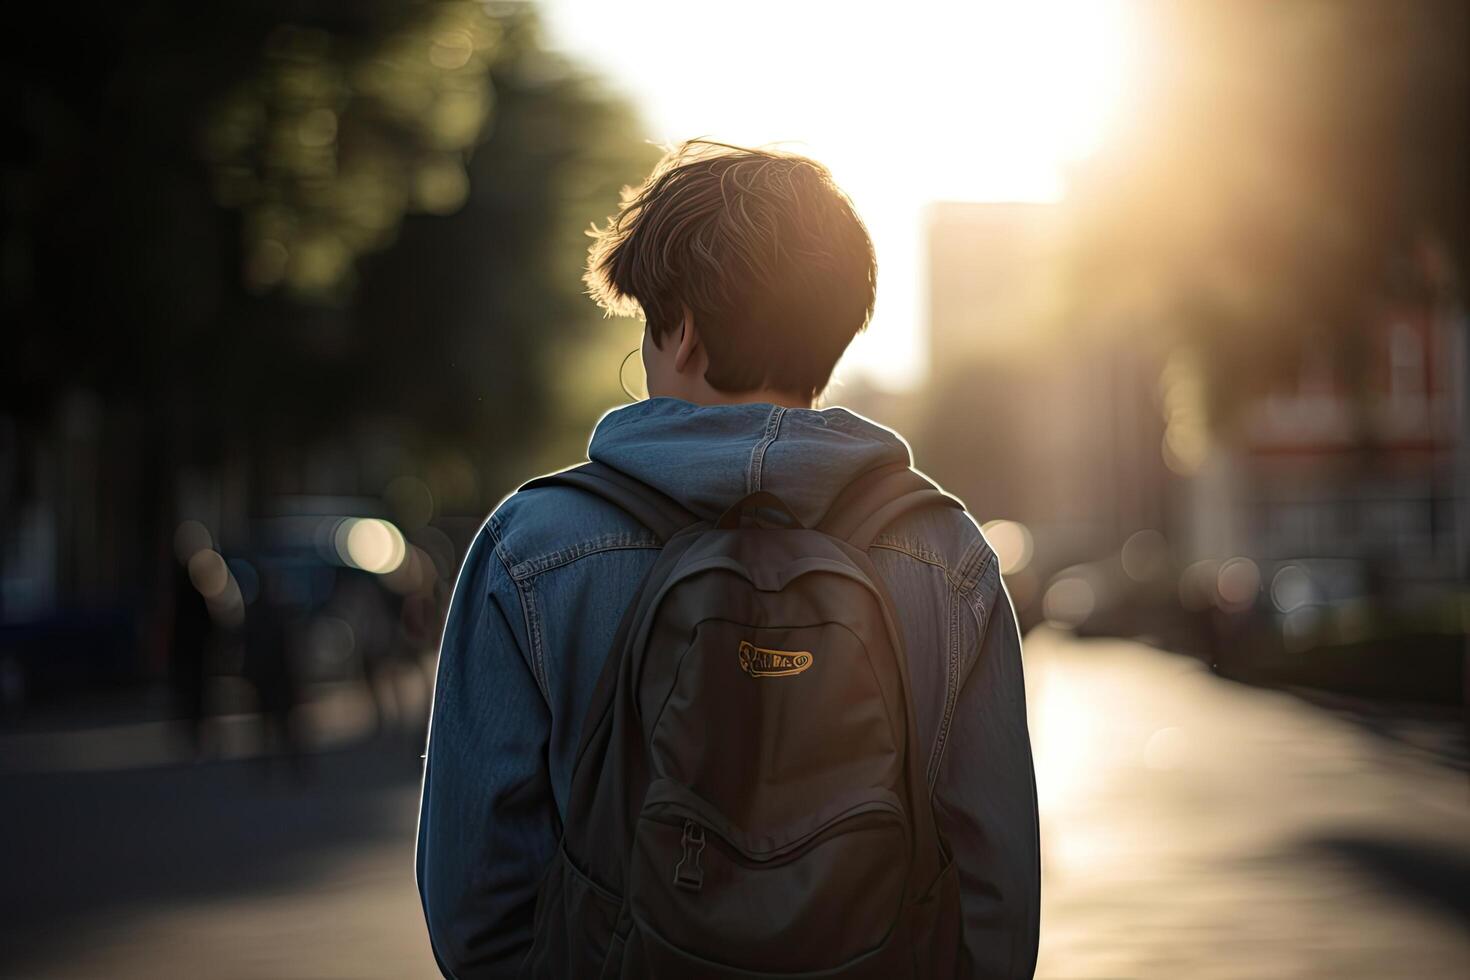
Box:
[586,397,912,527]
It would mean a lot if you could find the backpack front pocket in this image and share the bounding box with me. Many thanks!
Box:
[628,778,910,974]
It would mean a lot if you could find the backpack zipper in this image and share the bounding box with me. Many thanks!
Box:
[673,819,707,891]
[657,796,903,888]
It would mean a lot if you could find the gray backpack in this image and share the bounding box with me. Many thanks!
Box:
[518,461,964,978]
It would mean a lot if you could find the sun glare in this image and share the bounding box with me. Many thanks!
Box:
[543,0,1142,390]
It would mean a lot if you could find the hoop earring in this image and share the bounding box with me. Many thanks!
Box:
[619,347,646,402]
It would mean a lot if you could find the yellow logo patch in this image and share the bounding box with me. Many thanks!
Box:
[737,641,813,678]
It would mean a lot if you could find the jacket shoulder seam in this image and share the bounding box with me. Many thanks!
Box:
[870,535,978,595]
[486,510,521,569]
[954,533,997,599]
[482,519,549,699]
[506,534,662,581]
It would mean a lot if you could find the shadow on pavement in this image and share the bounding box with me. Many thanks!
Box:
[1303,833,1470,927]
[0,742,425,975]
[1280,687,1470,774]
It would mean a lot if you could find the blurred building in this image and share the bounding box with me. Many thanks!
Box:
[919,204,1468,674]
[1203,270,1468,598]
[918,201,1170,611]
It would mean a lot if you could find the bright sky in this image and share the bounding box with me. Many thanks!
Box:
[540,0,1142,390]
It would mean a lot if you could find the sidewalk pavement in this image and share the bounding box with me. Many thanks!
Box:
[1026,628,1469,979]
[1,631,1465,978]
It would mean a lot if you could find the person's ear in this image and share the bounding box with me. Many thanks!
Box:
[673,305,701,373]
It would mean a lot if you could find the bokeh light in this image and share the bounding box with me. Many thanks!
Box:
[1179,559,1222,612]
[1216,557,1262,611]
[336,518,407,575]
[1043,573,1097,628]
[186,549,231,600]
[172,520,213,565]
[982,519,1034,576]
[1121,528,1169,583]
[1270,564,1314,614]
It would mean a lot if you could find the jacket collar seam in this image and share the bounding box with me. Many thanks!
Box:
[744,405,786,493]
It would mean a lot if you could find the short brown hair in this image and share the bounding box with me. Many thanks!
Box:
[585,140,876,399]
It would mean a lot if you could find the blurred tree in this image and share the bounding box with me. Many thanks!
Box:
[1062,0,1468,429]
[200,2,501,302]
[2,1,655,627]
[5,0,652,471]
[343,6,659,492]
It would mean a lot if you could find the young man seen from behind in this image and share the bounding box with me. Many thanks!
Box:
[417,140,1041,979]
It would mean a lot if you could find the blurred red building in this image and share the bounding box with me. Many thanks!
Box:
[919,203,1467,690]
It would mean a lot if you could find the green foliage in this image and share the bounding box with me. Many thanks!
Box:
[3,0,657,506]
[201,2,502,300]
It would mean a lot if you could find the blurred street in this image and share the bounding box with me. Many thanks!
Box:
[1028,629,1469,980]
[0,633,1463,979]
[0,724,438,979]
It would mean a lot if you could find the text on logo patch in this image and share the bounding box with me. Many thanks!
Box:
[737,641,813,678]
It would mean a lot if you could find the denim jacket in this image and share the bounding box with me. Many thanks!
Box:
[417,398,1040,978]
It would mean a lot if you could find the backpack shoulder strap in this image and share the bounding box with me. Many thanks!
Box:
[518,461,699,543]
[818,462,965,551]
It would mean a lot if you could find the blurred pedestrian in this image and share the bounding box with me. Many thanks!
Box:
[168,557,211,756]
[245,563,304,776]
